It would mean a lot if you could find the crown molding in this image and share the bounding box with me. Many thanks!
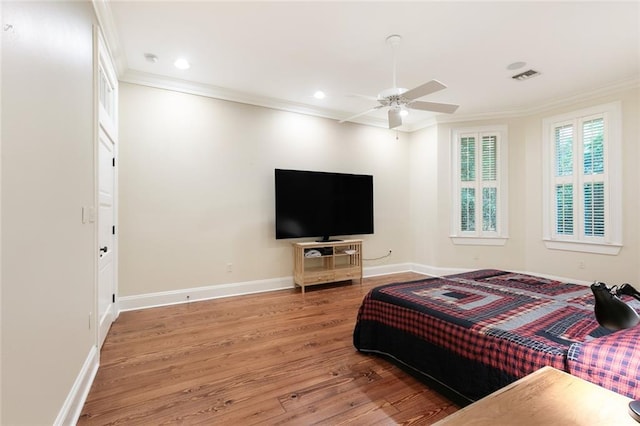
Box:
[120,68,639,134]
[434,76,640,125]
[522,75,639,116]
[120,69,398,130]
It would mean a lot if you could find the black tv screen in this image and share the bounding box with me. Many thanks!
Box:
[275,169,374,241]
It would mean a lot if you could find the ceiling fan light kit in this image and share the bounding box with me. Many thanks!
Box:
[340,34,459,129]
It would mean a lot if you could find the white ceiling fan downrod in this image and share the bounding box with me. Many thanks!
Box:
[386,34,402,92]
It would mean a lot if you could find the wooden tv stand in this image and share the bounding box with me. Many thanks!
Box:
[292,239,363,293]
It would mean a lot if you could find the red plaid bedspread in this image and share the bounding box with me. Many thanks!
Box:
[568,319,640,399]
[355,269,640,396]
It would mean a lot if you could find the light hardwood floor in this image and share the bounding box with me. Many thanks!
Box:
[79,273,459,425]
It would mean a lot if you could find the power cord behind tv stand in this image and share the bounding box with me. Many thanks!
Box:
[363,249,392,261]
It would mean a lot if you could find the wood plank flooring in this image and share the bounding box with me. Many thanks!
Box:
[79,273,459,425]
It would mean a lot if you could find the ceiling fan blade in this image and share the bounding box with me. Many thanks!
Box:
[388,109,402,129]
[402,80,447,101]
[408,100,459,114]
[339,105,384,123]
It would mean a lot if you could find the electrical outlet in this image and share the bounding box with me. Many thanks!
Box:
[226,263,233,272]
[579,261,585,269]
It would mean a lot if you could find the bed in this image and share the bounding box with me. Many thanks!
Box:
[353,269,640,404]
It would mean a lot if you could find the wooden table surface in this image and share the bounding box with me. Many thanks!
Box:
[434,366,638,425]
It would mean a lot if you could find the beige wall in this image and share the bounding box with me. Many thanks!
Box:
[408,124,439,265]
[0,1,4,420]
[120,83,639,299]
[1,2,97,424]
[118,83,411,296]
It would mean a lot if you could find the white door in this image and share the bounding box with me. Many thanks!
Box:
[98,129,116,347]
[96,29,118,348]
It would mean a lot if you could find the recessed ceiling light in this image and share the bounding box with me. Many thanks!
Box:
[174,58,190,70]
[507,61,527,70]
[144,53,158,63]
[313,90,326,99]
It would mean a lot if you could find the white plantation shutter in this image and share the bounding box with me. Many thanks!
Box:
[482,187,497,232]
[452,128,506,243]
[482,136,497,181]
[583,118,604,175]
[481,136,497,231]
[555,184,574,235]
[582,117,605,238]
[460,137,476,182]
[553,124,575,235]
[555,124,573,177]
[461,188,475,231]
[543,102,621,254]
[584,182,605,236]
[460,136,476,232]
[551,116,607,239]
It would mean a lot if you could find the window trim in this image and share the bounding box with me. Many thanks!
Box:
[450,125,509,245]
[541,101,622,255]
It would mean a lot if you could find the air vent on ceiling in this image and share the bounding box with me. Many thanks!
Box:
[512,69,540,81]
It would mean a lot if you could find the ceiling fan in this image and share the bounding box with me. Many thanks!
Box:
[339,34,459,129]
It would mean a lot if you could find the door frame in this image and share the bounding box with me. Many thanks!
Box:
[94,25,119,348]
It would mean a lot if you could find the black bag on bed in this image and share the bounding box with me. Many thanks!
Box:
[591,281,640,330]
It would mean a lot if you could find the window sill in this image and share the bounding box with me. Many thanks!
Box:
[450,236,508,246]
[543,239,622,255]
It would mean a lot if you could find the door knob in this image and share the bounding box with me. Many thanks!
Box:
[100,246,108,253]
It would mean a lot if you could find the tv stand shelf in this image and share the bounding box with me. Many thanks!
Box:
[292,239,363,293]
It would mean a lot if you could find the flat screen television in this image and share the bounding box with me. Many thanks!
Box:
[275,169,374,241]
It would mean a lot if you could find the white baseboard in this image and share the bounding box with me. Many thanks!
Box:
[118,276,295,312]
[409,263,471,277]
[54,345,99,426]
[364,262,415,277]
[119,263,421,312]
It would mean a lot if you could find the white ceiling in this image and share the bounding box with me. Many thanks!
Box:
[102,1,640,131]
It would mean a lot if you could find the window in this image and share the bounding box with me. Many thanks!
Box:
[542,102,622,254]
[451,126,508,245]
